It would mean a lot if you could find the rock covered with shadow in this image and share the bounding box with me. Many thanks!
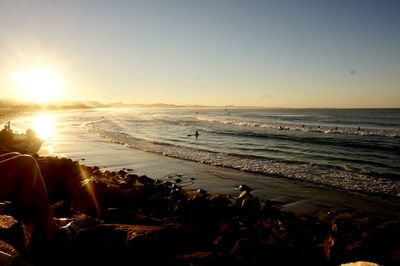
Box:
[0,156,399,266]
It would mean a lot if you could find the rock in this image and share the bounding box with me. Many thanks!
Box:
[280,199,322,218]
[340,262,381,266]
[231,238,257,258]
[117,170,127,177]
[1,155,397,265]
[137,175,154,185]
[323,235,339,261]
[0,240,19,257]
[0,248,32,266]
[0,216,24,252]
[0,202,14,216]
[238,184,252,192]
[392,249,400,262]
[69,223,191,265]
[175,251,221,265]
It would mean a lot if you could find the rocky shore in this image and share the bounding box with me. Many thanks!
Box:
[1,156,399,266]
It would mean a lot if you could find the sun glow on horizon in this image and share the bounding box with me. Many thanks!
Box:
[11,67,63,103]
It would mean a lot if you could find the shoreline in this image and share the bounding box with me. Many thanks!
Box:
[40,139,400,220]
[5,108,400,219]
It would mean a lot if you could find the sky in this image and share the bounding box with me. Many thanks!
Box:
[0,0,399,108]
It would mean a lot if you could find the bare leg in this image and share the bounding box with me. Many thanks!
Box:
[0,151,20,160]
[0,154,58,241]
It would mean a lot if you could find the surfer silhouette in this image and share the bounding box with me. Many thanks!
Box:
[188,131,199,138]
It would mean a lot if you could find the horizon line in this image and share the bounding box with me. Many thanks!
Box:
[0,98,399,109]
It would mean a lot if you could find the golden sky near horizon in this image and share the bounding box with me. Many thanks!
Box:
[0,1,399,108]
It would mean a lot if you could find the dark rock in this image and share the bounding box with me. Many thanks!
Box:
[137,175,153,185]
[0,216,25,251]
[0,240,19,257]
[323,235,338,261]
[0,202,15,216]
[238,184,252,192]
[125,173,139,185]
[70,223,191,265]
[117,170,127,177]
[0,245,32,266]
[231,238,257,258]
[196,188,207,196]
[175,251,224,266]
[1,155,397,266]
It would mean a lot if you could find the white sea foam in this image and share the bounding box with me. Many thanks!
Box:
[87,123,400,198]
[195,115,400,137]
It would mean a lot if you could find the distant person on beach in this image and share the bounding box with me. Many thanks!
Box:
[4,121,11,131]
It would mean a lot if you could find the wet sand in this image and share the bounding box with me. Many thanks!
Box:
[41,138,400,221]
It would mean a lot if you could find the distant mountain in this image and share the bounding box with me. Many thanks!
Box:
[0,98,20,104]
[0,100,99,111]
[0,99,268,110]
[106,102,265,109]
[116,103,214,108]
[54,100,107,108]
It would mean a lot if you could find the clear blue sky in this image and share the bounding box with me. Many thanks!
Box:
[0,0,399,107]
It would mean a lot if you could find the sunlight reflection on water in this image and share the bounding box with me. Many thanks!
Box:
[32,113,56,140]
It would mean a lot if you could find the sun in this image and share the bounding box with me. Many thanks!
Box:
[11,67,63,103]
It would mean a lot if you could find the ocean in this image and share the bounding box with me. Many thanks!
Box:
[12,108,400,201]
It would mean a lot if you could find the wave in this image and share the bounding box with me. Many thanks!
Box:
[86,122,400,198]
[195,115,400,138]
[199,127,400,153]
[99,113,400,141]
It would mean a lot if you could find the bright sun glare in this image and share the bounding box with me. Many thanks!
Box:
[32,113,56,140]
[11,67,63,103]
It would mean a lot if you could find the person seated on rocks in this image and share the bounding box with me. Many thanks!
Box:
[0,152,59,242]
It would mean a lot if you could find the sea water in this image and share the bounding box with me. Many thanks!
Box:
[12,108,400,199]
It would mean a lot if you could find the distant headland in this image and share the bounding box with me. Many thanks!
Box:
[1,99,398,111]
